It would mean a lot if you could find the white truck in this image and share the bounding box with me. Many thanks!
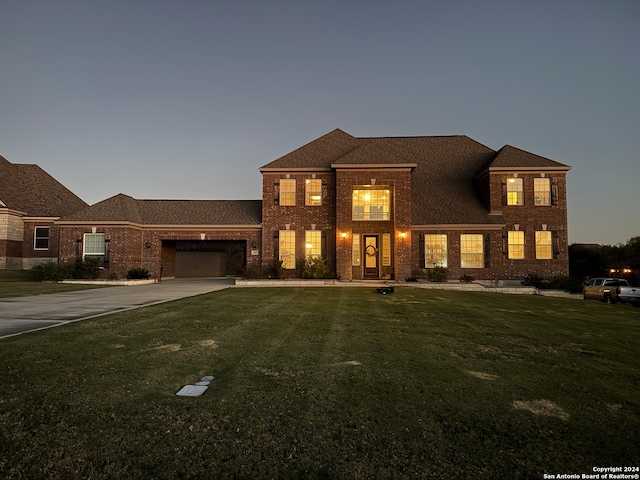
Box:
[616,284,640,307]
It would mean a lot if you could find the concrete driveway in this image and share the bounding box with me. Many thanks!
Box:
[0,278,233,339]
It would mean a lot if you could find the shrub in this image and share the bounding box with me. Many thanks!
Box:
[265,260,286,279]
[73,258,101,279]
[298,256,331,279]
[524,274,582,293]
[459,275,474,283]
[405,277,418,282]
[28,261,74,282]
[243,264,268,279]
[423,266,448,282]
[127,268,150,280]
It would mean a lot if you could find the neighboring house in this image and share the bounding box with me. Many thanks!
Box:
[57,194,262,278]
[0,155,87,269]
[7,129,571,281]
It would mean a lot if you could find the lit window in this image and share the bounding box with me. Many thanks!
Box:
[382,233,391,266]
[279,230,296,269]
[34,227,50,250]
[83,233,105,265]
[536,231,552,259]
[352,234,361,266]
[305,179,322,206]
[508,231,525,259]
[305,230,321,259]
[460,234,483,268]
[279,179,296,206]
[506,178,523,206]
[534,178,551,206]
[425,234,447,268]
[352,187,391,220]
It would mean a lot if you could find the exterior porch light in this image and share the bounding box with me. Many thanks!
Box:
[340,232,348,240]
[399,231,407,239]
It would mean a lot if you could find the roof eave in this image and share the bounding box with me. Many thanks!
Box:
[259,167,333,173]
[330,163,417,170]
[488,166,571,173]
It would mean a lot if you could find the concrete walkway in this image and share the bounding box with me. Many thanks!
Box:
[0,278,233,339]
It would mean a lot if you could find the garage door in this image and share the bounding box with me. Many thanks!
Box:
[175,251,226,277]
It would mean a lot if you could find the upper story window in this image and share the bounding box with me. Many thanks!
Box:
[34,226,50,250]
[279,179,296,206]
[425,234,447,268]
[83,233,105,265]
[506,178,523,205]
[534,178,551,206]
[352,187,390,221]
[305,179,322,206]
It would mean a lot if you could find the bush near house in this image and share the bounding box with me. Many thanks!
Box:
[28,258,102,282]
[524,273,583,294]
[126,268,150,280]
[423,266,449,282]
[297,256,332,279]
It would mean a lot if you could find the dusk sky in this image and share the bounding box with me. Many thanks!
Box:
[1,1,638,245]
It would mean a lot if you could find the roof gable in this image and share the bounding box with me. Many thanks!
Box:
[259,129,360,171]
[489,145,570,170]
[0,155,87,216]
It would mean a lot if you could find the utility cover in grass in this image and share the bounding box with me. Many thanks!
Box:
[176,385,208,397]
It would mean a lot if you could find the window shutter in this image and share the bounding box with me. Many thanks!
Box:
[502,231,508,258]
[420,234,426,268]
[484,234,491,268]
[551,178,559,206]
[322,180,328,201]
[501,181,507,206]
[274,183,280,205]
[321,230,327,259]
[552,231,560,259]
[273,232,279,260]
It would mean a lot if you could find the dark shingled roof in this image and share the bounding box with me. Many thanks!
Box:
[490,145,570,169]
[60,194,262,225]
[0,155,87,216]
[259,129,569,226]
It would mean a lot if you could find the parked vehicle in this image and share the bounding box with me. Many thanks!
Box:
[583,277,629,304]
[617,284,640,307]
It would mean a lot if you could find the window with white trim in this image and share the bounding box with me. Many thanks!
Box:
[279,179,296,206]
[382,233,391,266]
[34,227,50,250]
[352,187,391,220]
[534,178,551,206]
[279,230,296,269]
[83,233,105,265]
[460,234,484,268]
[508,231,525,259]
[305,179,322,206]
[425,234,447,268]
[536,231,553,259]
[305,230,321,259]
[506,178,524,205]
[352,234,361,266]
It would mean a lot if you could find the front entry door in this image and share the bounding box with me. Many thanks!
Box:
[364,235,379,279]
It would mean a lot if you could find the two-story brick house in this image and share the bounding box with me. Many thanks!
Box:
[260,129,571,281]
[6,129,570,282]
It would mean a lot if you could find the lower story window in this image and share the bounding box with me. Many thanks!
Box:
[83,233,105,265]
[460,234,483,268]
[34,226,50,250]
[352,234,361,266]
[508,231,525,259]
[536,231,553,259]
[305,230,321,259]
[279,230,296,269]
[425,234,447,267]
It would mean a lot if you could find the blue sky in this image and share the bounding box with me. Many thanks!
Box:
[1,0,638,245]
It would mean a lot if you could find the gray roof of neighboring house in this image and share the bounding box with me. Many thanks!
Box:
[0,155,88,216]
[59,193,262,225]
[259,129,569,226]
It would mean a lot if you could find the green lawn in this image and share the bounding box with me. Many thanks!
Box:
[0,270,107,298]
[1,287,638,479]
